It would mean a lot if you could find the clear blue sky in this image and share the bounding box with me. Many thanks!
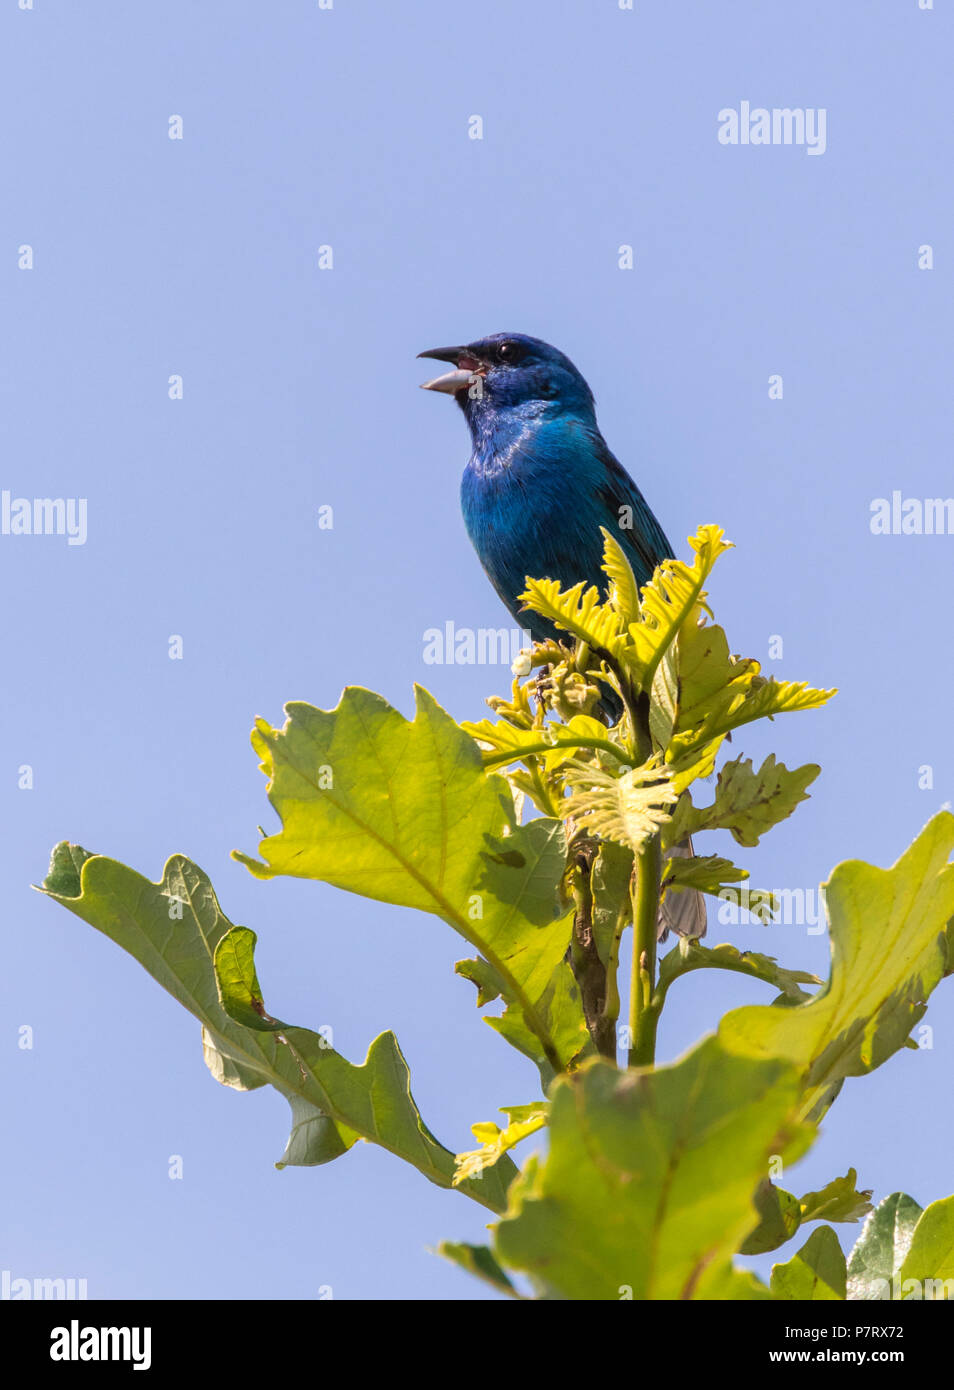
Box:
[2,0,952,1300]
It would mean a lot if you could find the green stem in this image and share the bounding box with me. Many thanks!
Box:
[602,909,627,1052]
[628,832,662,1068]
[480,735,630,772]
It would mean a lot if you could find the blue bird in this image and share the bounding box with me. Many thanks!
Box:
[419,331,705,939]
[419,333,672,652]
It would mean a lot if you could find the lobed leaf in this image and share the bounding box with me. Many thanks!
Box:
[799,1169,873,1226]
[623,523,733,694]
[662,855,777,925]
[740,1170,872,1258]
[771,1226,847,1300]
[738,1179,802,1255]
[599,526,642,624]
[518,576,624,656]
[38,847,514,1212]
[492,1037,813,1300]
[454,1103,549,1186]
[666,754,820,849]
[560,758,677,853]
[719,812,954,1121]
[457,955,592,1087]
[462,712,626,772]
[234,686,582,1073]
[657,939,820,1004]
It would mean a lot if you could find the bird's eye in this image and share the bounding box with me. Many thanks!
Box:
[497,341,520,362]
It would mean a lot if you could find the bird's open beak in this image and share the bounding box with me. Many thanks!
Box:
[418,346,484,394]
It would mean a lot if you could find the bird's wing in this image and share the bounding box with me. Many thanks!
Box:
[591,443,675,582]
[657,838,708,941]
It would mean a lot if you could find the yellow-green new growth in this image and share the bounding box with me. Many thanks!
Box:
[560,758,678,853]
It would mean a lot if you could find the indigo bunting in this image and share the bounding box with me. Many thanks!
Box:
[420,332,705,939]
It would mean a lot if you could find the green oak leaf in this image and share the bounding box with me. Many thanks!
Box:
[599,526,642,624]
[657,939,820,1004]
[212,922,277,1030]
[771,1225,847,1300]
[667,660,834,793]
[233,686,579,1074]
[436,1243,520,1298]
[738,1179,803,1255]
[455,956,506,1006]
[559,757,677,854]
[720,812,954,1121]
[41,841,93,895]
[671,617,758,741]
[739,1171,872,1258]
[455,1103,549,1186]
[847,1193,922,1300]
[211,923,518,1192]
[461,713,626,773]
[845,1192,954,1299]
[665,754,820,849]
[457,955,591,1087]
[663,853,747,892]
[622,524,733,694]
[492,1038,813,1300]
[648,647,678,752]
[518,576,624,658]
[277,1096,358,1168]
[662,855,777,924]
[517,525,736,713]
[799,1169,873,1226]
[701,1267,773,1300]
[500,529,832,788]
[895,1196,954,1299]
[38,846,514,1212]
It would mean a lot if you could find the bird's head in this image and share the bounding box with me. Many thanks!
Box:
[418,333,595,430]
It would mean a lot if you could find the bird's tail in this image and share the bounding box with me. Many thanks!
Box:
[656,838,707,942]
